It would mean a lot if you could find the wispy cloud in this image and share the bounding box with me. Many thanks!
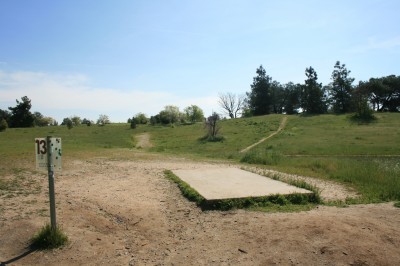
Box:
[348,36,400,54]
[0,70,218,122]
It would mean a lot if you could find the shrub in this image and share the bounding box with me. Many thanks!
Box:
[130,119,137,129]
[30,224,68,249]
[204,112,223,141]
[0,118,8,131]
[66,119,73,130]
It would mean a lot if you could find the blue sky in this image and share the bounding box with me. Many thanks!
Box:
[1,0,399,122]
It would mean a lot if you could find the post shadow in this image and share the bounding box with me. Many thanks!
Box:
[0,248,37,265]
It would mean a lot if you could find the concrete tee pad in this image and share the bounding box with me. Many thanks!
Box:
[172,168,312,200]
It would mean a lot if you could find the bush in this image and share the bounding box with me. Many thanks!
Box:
[66,119,73,130]
[350,97,376,123]
[0,118,8,131]
[130,119,137,129]
[30,224,68,249]
[204,112,222,141]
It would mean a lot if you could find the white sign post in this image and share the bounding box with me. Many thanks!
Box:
[35,137,62,231]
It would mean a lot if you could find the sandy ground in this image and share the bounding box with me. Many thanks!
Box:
[1,154,400,266]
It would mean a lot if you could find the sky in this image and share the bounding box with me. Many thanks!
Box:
[1,0,399,123]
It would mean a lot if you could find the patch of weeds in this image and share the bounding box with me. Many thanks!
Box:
[394,202,400,208]
[0,178,21,193]
[240,150,282,165]
[164,170,205,204]
[249,204,316,213]
[198,135,225,142]
[285,179,321,204]
[323,200,349,207]
[37,208,49,217]
[30,224,68,249]
[349,112,377,124]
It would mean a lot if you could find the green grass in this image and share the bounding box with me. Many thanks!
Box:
[30,224,68,249]
[394,202,400,208]
[1,113,400,205]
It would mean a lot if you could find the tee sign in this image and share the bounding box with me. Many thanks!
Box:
[35,137,62,171]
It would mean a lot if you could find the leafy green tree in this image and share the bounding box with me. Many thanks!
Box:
[159,105,180,124]
[329,61,355,113]
[246,65,273,115]
[0,109,11,125]
[8,96,35,128]
[184,105,204,123]
[134,113,149,124]
[149,115,158,125]
[62,117,71,125]
[358,75,400,112]
[96,114,110,126]
[82,118,92,126]
[33,112,55,127]
[270,81,286,114]
[0,118,8,131]
[301,67,327,114]
[61,117,74,129]
[130,118,137,129]
[71,116,81,126]
[352,83,375,122]
[283,82,301,114]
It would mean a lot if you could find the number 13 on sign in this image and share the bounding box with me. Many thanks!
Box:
[35,138,62,171]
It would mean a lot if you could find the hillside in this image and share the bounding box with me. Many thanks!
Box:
[1,113,399,203]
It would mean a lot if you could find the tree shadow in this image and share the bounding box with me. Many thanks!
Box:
[0,248,37,266]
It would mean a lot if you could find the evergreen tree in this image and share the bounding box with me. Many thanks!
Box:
[8,96,35,128]
[246,65,272,115]
[301,67,327,114]
[283,82,301,114]
[329,61,355,113]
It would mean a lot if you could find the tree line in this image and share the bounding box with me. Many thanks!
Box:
[0,96,112,131]
[219,61,400,118]
[1,61,398,132]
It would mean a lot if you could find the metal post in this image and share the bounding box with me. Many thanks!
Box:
[47,136,57,231]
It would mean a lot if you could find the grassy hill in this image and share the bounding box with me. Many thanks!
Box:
[1,113,399,203]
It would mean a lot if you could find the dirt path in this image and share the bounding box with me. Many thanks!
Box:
[242,166,359,202]
[240,116,288,153]
[135,133,153,148]
[1,156,399,265]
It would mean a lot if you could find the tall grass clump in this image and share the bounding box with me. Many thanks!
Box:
[30,224,68,249]
[240,149,283,165]
[329,158,400,203]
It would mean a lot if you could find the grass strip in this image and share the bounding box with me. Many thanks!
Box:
[164,170,319,212]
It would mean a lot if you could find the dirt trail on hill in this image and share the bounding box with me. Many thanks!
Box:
[1,155,399,265]
[240,116,288,153]
[135,133,153,148]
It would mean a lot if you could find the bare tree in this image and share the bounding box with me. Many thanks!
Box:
[204,112,221,140]
[218,92,245,118]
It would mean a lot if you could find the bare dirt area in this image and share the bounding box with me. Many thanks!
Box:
[1,155,399,265]
[135,133,154,149]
